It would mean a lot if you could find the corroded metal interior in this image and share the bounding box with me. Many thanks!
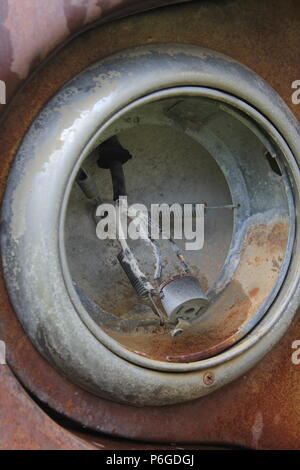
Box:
[65,93,293,364]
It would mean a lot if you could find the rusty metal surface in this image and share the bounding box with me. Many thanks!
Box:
[1,0,300,449]
[107,220,290,363]
[0,365,96,449]
[1,365,221,450]
[0,0,189,107]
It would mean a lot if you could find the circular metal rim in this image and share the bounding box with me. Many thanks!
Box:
[60,85,297,373]
[2,44,300,406]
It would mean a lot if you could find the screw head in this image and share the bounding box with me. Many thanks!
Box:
[203,371,215,386]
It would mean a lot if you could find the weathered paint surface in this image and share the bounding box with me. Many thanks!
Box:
[0,0,300,450]
[0,0,188,106]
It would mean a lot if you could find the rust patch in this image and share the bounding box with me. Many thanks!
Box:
[104,221,288,363]
[268,222,289,253]
[0,366,96,450]
[249,287,260,298]
[247,222,289,253]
